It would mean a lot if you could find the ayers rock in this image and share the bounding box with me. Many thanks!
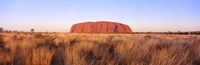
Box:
[70,21,132,33]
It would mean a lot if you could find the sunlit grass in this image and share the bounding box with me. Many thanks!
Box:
[0,32,200,65]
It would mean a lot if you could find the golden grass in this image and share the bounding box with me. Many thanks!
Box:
[0,32,200,65]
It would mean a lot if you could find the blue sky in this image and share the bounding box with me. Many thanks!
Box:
[0,0,199,32]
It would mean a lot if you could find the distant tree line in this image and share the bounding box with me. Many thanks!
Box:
[133,31,200,35]
[0,27,4,32]
[0,27,25,33]
[0,27,38,33]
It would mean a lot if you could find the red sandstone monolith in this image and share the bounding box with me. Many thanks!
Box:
[70,21,132,33]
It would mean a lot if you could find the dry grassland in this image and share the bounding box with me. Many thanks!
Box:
[0,33,200,65]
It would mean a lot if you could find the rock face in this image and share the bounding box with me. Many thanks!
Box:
[70,21,132,33]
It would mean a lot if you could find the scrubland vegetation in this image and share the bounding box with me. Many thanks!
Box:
[0,32,200,65]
